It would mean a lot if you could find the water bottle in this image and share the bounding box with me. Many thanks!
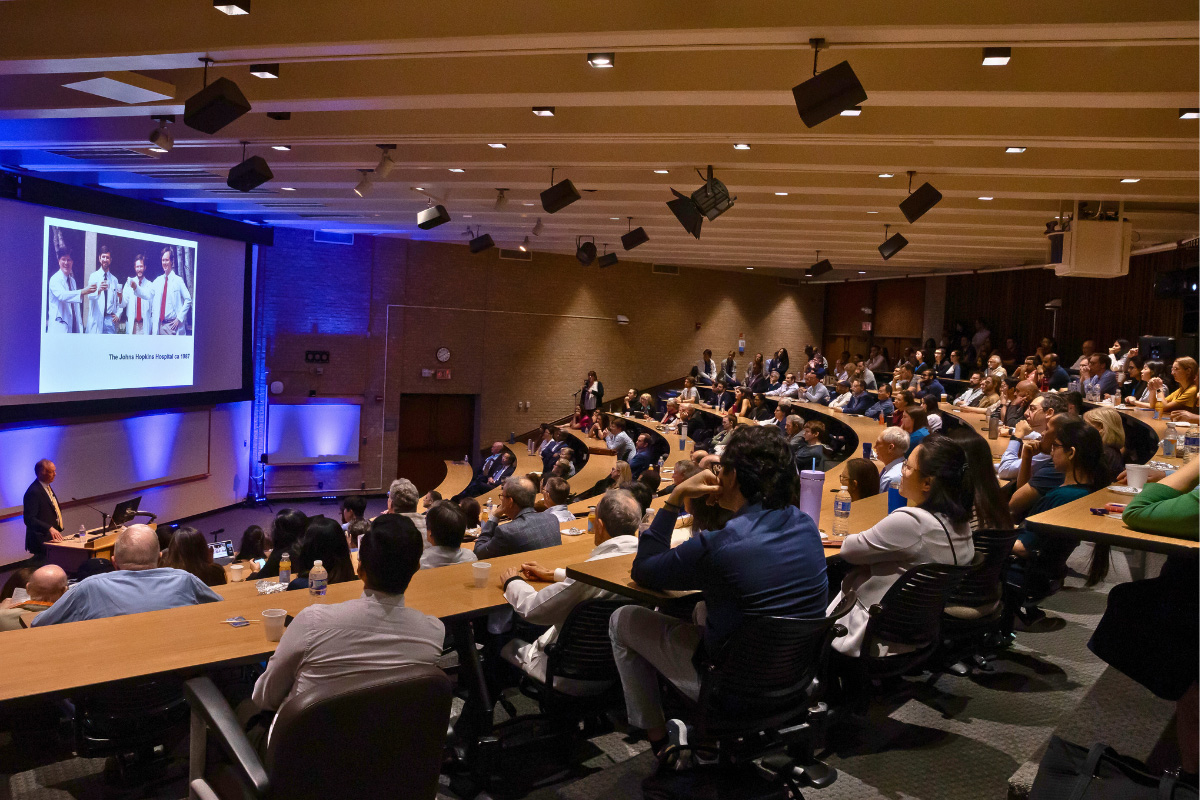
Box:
[679,423,688,451]
[527,438,534,455]
[1183,424,1198,459]
[78,524,87,539]
[1162,423,1177,458]
[832,480,852,538]
[308,559,328,596]
[486,497,494,514]
[464,453,470,464]
[587,507,596,535]
[987,416,999,440]
[278,552,291,585]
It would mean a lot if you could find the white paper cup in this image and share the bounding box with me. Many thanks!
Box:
[1125,464,1150,491]
[262,608,287,642]
[229,564,245,582]
[472,562,491,589]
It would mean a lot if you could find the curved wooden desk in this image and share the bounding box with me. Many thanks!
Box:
[432,460,475,499]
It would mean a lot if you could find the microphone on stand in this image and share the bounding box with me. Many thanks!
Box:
[71,498,109,538]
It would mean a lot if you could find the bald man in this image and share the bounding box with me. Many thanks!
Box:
[32,525,220,627]
[0,565,68,631]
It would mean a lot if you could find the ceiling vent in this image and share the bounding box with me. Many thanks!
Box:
[206,187,276,195]
[498,248,532,261]
[313,230,354,245]
[133,168,218,179]
[258,201,324,208]
[652,263,680,275]
[778,276,801,287]
[45,147,153,161]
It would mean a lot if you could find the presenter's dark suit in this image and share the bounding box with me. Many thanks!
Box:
[23,481,61,559]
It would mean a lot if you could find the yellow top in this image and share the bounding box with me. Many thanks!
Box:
[1156,382,1198,411]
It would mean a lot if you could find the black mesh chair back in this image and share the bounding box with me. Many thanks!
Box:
[948,529,1019,612]
[545,598,628,684]
[862,556,981,658]
[693,593,854,736]
[74,676,188,756]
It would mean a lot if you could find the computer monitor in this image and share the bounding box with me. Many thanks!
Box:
[110,496,142,528]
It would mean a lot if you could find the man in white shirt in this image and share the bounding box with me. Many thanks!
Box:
[120,253,151,335]
[987,354,1007,380]
[696,349,717,386]
[602,417,635,462]
[953,370,986,407]
[765,372,801,399]
[996,392,1067,480]
[799,372,830,405]
[132,246,191,335]
[890,364,914,395]
[84,245,121,334]
[46,246,96,333]
[419,501,478,569]
[540,476,576,523]
[252,514,444,713]
[827,380,853,411]
[498,488,640,694]
[873,427,910,493]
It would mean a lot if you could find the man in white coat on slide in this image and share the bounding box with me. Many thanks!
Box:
[46,246,96,333]
[84,245,121,334]
[119,254,151,335]
[131,246,191,336]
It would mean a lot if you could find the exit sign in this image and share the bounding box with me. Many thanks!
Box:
[862,322,872,332]
[435,369,451,380]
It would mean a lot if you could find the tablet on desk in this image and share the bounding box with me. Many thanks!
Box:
[209,540,235,564]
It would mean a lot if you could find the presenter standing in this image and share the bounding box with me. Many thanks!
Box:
[46,247,96,333]
[23,459,65,560]
[133,246,192,335]
[120,254,150,335]
[85,245,121,334]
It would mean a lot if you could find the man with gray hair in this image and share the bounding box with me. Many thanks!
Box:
[33,525,220,626]
[997,391,1068,481]
[387,477,426,536]
[0,564,69,630]
[498,489,640,694]
[474,476,561,560]
[873,426,911,493]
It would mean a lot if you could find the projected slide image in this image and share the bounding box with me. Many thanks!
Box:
[40,218,198,394]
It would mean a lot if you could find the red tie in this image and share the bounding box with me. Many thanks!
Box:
[136,296,142,322]
[159,272,169,327]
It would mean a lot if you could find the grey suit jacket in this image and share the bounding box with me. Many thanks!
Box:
[474,506,562,560]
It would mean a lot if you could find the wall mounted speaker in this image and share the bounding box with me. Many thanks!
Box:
[598,252,619,268]
[805,259,833,278]
[540,179,581,214]
[899,182,943,223]
[468,233,495,253]
[417,205,451,230]
[791,61,868,128]
[621,226,649,250]
[184,77,251,134]
[227,156,273,192]
[879,233,909,260]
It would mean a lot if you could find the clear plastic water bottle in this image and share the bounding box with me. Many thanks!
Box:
[278,552,291,585]
[308,559,328,596]
[1183,424,1198,459]
[1162,423,1177,458]
[78,524,87,539]
[832,479,852,538]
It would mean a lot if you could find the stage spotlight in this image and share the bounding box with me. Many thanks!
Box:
[665,165,736,239]
[792,39,868,128]
[519,235,530,252]
[353,170,372,197]
[417,204,451,230]
[878,225,908,260]
[898,172,942,223]
[587,53,615,68]
[250,63,279,78]
[982,47,1011,66]
[148,116,174,153]
[494,188,508,210]
[576,239,597,266]
[469,233,495,253]
[532,218,544,236]
[374,145,396,178]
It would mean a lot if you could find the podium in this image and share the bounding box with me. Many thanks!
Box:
[42,522,158,574]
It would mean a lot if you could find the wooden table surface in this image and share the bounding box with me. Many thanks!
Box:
[433,459,475,499]
[1025,486,1198,557]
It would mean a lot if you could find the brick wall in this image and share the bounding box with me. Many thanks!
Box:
[256,233,825,493]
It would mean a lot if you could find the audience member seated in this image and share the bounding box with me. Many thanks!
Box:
[708,382,734,413]
[628,434,656,479]
[459,496,482,529]
[34,526,220,626]
[720,350,739,386]
[678,376,700,405]
[459,442,511,500]
[634,393,656,419]
[235,525,269,569]
[251,509,308,580]
[948,430,1014,532]
[555,448,577,478]
[621,389,638,413]
[1156,357,1199,413]
[387,478,429,536]
[0,565,67,631]
[829,435,975,657]
[901,407,931,454]
[163,526,228,587]
[793,419,828,472]
[731,386,751,417]
[747,392,773,421]
[1108,338,1135,372]
[498,489,641,694]
[419,501,477,568]
[287,517,356,591]
[922,395,943,432]
[581,461,632,500]
[864,382,895,423]
[937,348,958,379]
[914,368,945,402]
[784,414,805,458]
[421,490,442,512]
[539,426,566,472]
[890,364,914,394]
[697,349,717,386]
[865,345,888,374]
[475,477,562,559]
[743,352,768,392]
[998,338,1022,372]
[854,358,878,390]
[760,402,787,431]
[1124,359,1167,407]
[250,514,444,722]
[953,371,985,407]
[997,392,1067,481]
[838,379,875,416]
[805,346,829,378]
[844,458,880,501]
[765,370,782,394]
[610,425,829,752]
[708,412,736,452]
[660,399,680,428]
[1069,339,1095,371]
[1081,352,1120,399]
[1084,407,1128,478]
[347,519,370,551]
[1122,459,1198,538]
[800,371,830,404]
[340,495,367,531]
[765,371,800,399]
[597,416,632,461]
[890,389,913,427]
[541,477,575,523]
[567,405,592,432]
[1042,353,1071,390]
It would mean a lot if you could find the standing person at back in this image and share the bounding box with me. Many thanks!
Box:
[581,370,604,413]
[474,477,562,559]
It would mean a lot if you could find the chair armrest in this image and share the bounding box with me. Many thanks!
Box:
[183,677,271,797]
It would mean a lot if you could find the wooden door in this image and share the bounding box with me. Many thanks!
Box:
[395,394,476,493]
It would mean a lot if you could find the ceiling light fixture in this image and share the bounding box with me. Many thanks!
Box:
[839,106,862,116]
[281,187,296,191]
[271,144,291,151]
[775,192,788,196]
[519,235,530,252]
[576,236,597,266]
[487,143,506,149]
[532,106,555,117]
[866,210,879,214]
[249,63,279,78]
[666,165,736,239]
[532,218,544,236]
[898,169,942,223]
[148,115,174,153]
[878,173,894,178]
[523,202,535,206]
[227,140,273,192]
[978,196,994,200]
[371,145,396,179]
[653,169,669,174]
[64,71,175,104]
[213,0,249,13]
[1120,178,1140,184]
[587,52,615,68]
[1181,109,1200,120]
[494,188,508,210]
[982,46,1011,66]
[792,38,868,128]
[746,267,754,271]
[858,271,867,274]
[448,168,465,173]
[1005,146,1026,153]
[353,170,373,198]
[733,143,751,150]
[622,217,649,250]
[878,223,908,260]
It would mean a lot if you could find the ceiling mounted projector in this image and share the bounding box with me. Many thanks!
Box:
[899,181,943,223]
[227,155,273,192]
[417,204,451,230]
[469,233,495,253]
[792,40,868,128]
[666,165,736,239]
[576,240,597,266]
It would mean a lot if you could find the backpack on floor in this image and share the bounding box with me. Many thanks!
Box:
[1029,736,1197,800]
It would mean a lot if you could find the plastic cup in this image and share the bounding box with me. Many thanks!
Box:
[229,564,245,582]
[262,608,286,642]
[1125,464,1150,491]
[472,562,492,589]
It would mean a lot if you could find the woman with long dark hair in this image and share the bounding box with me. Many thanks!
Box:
[164,526,227,586]
[948,430,1013,531]
[251,508,308,580]
[581,370,604,412]
[829,434,976,656]
[235,525,269,567]
[287,516,356,591]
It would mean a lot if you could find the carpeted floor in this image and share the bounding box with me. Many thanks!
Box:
[0,575,1176,800]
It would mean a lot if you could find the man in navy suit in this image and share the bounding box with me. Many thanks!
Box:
[456,445,515,500]
[628,433,657,478]
[23,459,65,560]
[540,427,567,473]
[841,379,875,416]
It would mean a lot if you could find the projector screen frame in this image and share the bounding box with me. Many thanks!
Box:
[0,172,260,424]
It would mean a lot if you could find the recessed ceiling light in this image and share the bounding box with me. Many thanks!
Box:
[281,186,296,191]
[414,186,424,191]
[523,202,535,206]
[249,63,279,79]
[487,143,506,149]
[1120,178,1140,183]
[653,169,669,174]
[746,267,754,270]
[1181,108,1200,120]
[775,192,788,196]
[532,107,555,117]
[858,271,867,274]
[839,106,862,116]
[587,53,615,68]
[982,46,1011,66]
[866,210,880,214]
[610,217,620,220]
[448,168,464,173]
[733,143,751,150]
[271,144,291,151]
[1005,146,1026,153]
[463,214,472,218]
[213,0,250,14]
[878,173,894,178]
[978,196,994,201]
